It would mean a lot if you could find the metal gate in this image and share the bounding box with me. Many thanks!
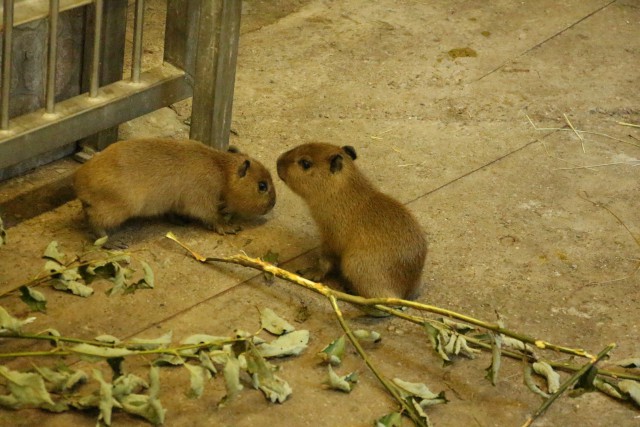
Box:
[0,0,241,180]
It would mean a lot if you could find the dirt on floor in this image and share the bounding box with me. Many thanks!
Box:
[1,1,640,426]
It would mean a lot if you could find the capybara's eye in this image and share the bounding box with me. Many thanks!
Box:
[298,159,312,170]
[258,181,269,193]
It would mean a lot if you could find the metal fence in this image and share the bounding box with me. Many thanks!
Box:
[0,0,241,180]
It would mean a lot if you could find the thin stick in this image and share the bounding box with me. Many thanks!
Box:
[556,161,640,171]
[165,232,595,360]
[617,121,640,128]
[563,113,585,153]
[521,343,615,427]
[327,295,425,426]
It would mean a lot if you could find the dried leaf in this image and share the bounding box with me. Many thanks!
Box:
[533,361,560,393]
[375,412,403,427]
[260,307,295,335]
[43,241,66,264]
[0,306,36,333]
[256,330,309,358]
[184,364,211,399]
[325,365,358,393]
[618,380,640,407]
[0,366,55,409]
[244,348,292,403]
[353,329,382,343]
[317,335,346,365]
[129,331,173,350]
[19,286,47,312]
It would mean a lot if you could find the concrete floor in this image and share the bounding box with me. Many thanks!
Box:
[1,1,639,426]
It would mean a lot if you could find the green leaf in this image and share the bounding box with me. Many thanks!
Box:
[140,261,155,288]
[119,366,165,425]
[524,363,550,398]
[0,306,36,333]
[244,348,292,403]
[43,241,66,263]
[19,286,47,312]
[375,412,403,427]
[423,322,450,362]
[256,330,309,358]
[392,378,446,403]
[353,329,382,343]
[43,260,65,275]
[532,361,560,393]
[0,366,55,409]
[325,365,357,393]
[112,373,149,398]
[594,377,624,400]
[260,307,295,335]
[95,335,122,345]
[184,364,211,399]
[317,335,346,365]
[618,380,640,407]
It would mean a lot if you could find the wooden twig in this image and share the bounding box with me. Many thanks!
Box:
[563,114,586,153]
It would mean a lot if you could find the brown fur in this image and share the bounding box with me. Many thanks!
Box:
[277,143,427,300]
[74,138,276,238]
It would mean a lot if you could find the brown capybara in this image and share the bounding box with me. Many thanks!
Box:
[277,142,427,300]
[74,138,275,239]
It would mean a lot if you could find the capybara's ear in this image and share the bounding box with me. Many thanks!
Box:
[342,145,357,160]
[237,159,251,177]
[329,154,344,174]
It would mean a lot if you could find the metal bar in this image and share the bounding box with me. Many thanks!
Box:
[189,0,242,149]
[0,64,192,170]
[131,0,144,82]
[0,0,93,31]
[89,0,102,97]
[1,0,13,129]
[46,0,60,113]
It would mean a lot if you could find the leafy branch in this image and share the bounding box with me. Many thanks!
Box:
[166,231,640,425]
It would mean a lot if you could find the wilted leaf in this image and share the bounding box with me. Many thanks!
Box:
[353,329,382,343]
[0,366,55,409]
[94,236,109,247]
[34,366,87,393]
[0,306,36,333]
[375,412,403,427]
[219,354,243,407]
[139,261,155,288]
[184,364,211,399]
[129,331,173,350]
[533,361,560,393]
[261,250,279,282]
[424,323,450,362]
[256,330,309,358]
[502,335,534,353]
[317,335,346,366]
[112,373,149,398]
[199,351,218,375]
[107,357,125,379]
[524,363,550,398]
[325,366,358,393]
[43,241,66,264]
[616,358,640,369]
[95,335,122,345]
[441,318,475,334]
[93,369,121,426]
[392,378,446,403]
[51,277,94,297]
[485,332,502,385]
[0,215,6,246]
[618,380,640,407]
[119,366,165,425]
[71,344,135,359]
[19,286,47,312]
[594,377,623,400]
[106,263,135,296]
[260,308,295,335]
[244,348,292,403]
